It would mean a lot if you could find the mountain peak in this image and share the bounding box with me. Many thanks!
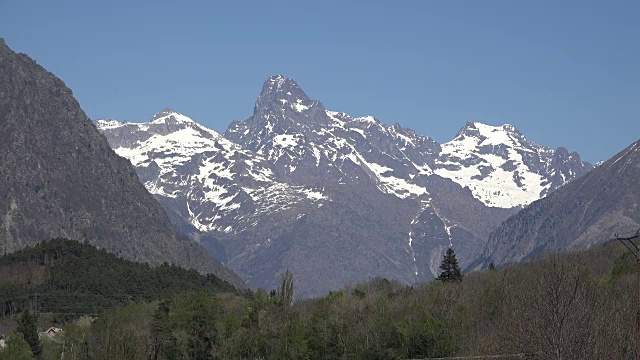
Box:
[554,146,569,157]
[248,75,328,123]
[258,75,311,104]
[455,121,524,141]
[264,74,298,89]
[152,108,178,120]
[150,108,195,124]
[454,121,482,139]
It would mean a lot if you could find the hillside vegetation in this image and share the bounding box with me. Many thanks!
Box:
[0,239,638,359]
[0,238,238,322]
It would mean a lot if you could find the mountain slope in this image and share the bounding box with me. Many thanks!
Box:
[0,38,244,289]
[97,75,591,297]
[477,140,640,268]
[0,238,238,320]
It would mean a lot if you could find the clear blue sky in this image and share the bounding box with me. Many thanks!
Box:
[1,0,638,163]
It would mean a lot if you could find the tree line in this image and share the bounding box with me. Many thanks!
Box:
[0,238,238,322]
[1,239,638,359]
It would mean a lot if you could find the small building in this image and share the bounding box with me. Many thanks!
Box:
[0,334,5,348]
[44,327,63,341]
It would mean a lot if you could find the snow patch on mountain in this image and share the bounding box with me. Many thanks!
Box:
[352,154,428,199]
[273,134,300,148]
[301,188,328,200]
[293,99,309,112]
[95,119,127,129]
[435,122,552,208]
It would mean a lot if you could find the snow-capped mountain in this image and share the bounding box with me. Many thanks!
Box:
[96,75,592,297]
[436,121,592,207]
[95,109,328,266]
[96,109,327,233]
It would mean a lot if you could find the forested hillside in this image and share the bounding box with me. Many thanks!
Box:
[0,239,238,322]
[1,239,637,359]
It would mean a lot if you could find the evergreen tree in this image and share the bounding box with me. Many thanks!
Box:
[16,308,41,357]
[488,262,496,271]
[437,248,463,282]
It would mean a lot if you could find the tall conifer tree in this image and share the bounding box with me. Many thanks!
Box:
[437,248,463,282]
[16,308,41,357]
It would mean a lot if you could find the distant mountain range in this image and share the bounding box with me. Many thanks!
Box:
[0,38,245,289]
[475,139,640,269]
[6,35,634,299]
[96,75,592,296]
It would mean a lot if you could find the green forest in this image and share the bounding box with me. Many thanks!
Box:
[0,238,637,359]
[0,239,237,321]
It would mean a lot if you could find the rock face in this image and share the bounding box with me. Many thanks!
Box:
[476,140,640,269]
[97,75,592,297]
[0,38,244,289]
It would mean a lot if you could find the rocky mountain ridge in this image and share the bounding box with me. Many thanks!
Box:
[97,75,593,296]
